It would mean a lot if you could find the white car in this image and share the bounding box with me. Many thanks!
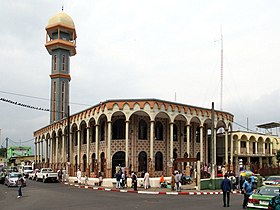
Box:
[263,176,280,186]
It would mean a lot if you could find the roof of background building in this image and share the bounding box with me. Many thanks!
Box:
[256,122,280,129]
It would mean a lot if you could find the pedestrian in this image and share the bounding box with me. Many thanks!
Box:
[175,171,181,192]
[85,175,89,186]
[121,171,127,188]
[144,171,150,189]
[116,171,121,189]
[98,171,103,186]
[77,168,81,185]
[131,171,137,191]
[57,169,62,182]
[242,176,253,209]
[171,172,175,191]
[17,174,24,198]
[221,173,232,207]
[62,168,66,182]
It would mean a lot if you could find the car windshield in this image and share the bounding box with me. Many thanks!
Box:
[10,174,20,178]
[258,187,280,196]
[267,177,280,182]
[24,166,32,170]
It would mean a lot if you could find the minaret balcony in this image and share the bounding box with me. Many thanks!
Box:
[45,39,76,56]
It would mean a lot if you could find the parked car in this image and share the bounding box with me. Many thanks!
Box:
[36,168,58,183]
[247,185,280,210]
[4,172,26,187]
[263,176,280,186]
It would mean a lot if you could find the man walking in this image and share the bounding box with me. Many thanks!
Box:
[17,174,24,198]
[242,176,253,209]
[221,174,231,207]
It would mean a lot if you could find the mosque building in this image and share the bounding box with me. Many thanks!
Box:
[33,11,279,178]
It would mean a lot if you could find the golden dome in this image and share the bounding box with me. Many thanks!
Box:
[47,12,75,28]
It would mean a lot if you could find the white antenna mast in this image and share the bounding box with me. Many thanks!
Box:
[215,26,224,110]
[220,26,223,111]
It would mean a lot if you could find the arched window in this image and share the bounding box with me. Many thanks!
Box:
[100,121,105,141]
[112,119,125,139]
[196,152,200,161]
[82,126,87,144]
[155,151,163,171]
[196,127,200,143]
[183,126,187,142]
[91,153,96,172]
[100,152,105,172]
[53,55,57,71]
[138,120,148,140]
[155,121,163,140]
[91,125,96,143]
[75,155,78,172]
[173,124,178,141]
[138,151,147,172]
[83,154,87,172]
[62,55,66,71]
[73,127,78,146]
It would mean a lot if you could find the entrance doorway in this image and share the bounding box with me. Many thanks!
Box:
[112,151,125,177]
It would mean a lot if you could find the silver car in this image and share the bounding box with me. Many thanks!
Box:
[4,172,26,187]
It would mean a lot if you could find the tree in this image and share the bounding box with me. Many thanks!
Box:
[276,150,280,163]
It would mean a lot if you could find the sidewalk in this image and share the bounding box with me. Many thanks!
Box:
[64,182,241,196]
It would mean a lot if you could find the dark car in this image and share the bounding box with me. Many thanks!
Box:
[4,172,26,187]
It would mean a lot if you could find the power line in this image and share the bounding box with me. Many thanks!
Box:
[0,90,91,106]
[0,97,50,112]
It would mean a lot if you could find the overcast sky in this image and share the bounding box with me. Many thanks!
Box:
[1,0,280,151]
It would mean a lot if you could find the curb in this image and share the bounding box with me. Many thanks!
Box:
[65,182,241,195]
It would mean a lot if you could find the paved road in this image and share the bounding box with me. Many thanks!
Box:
[0,180,245,210]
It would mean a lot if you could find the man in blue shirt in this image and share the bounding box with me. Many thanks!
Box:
[221,174,232,207]
[242,176,253,209]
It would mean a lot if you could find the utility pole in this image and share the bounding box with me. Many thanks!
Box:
[5,137,8,167]
[211,102,215,181]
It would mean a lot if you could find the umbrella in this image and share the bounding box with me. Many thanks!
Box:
[239,170,254,177]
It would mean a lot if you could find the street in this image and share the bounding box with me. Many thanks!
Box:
[0,180,245,210]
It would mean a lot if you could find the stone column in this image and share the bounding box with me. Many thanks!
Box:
[125,121,129,169]
[270,143,273,155]
[77,130,81,169]
[50,138,53,164]
[62,134,65,163]
[225,129,228,165]
[86,126,90,176]
[246,141,250,154]
[55,136,59,167]
[37,140,40,164]
[169,123,174,175]
[255,142,258,155]
[40,140,43,163]
[45,138,48,165]
[35,140,37,164]
[107,121,112,177]
[95,125,99,166]
[230,132,233,170]
[213,128,217,166]
[149,120,154,176]
[238,140,241,154]
[184,124,190,176]
[200,126,204,164]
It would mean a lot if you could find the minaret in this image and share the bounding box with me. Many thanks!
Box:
[45,11,77,123]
